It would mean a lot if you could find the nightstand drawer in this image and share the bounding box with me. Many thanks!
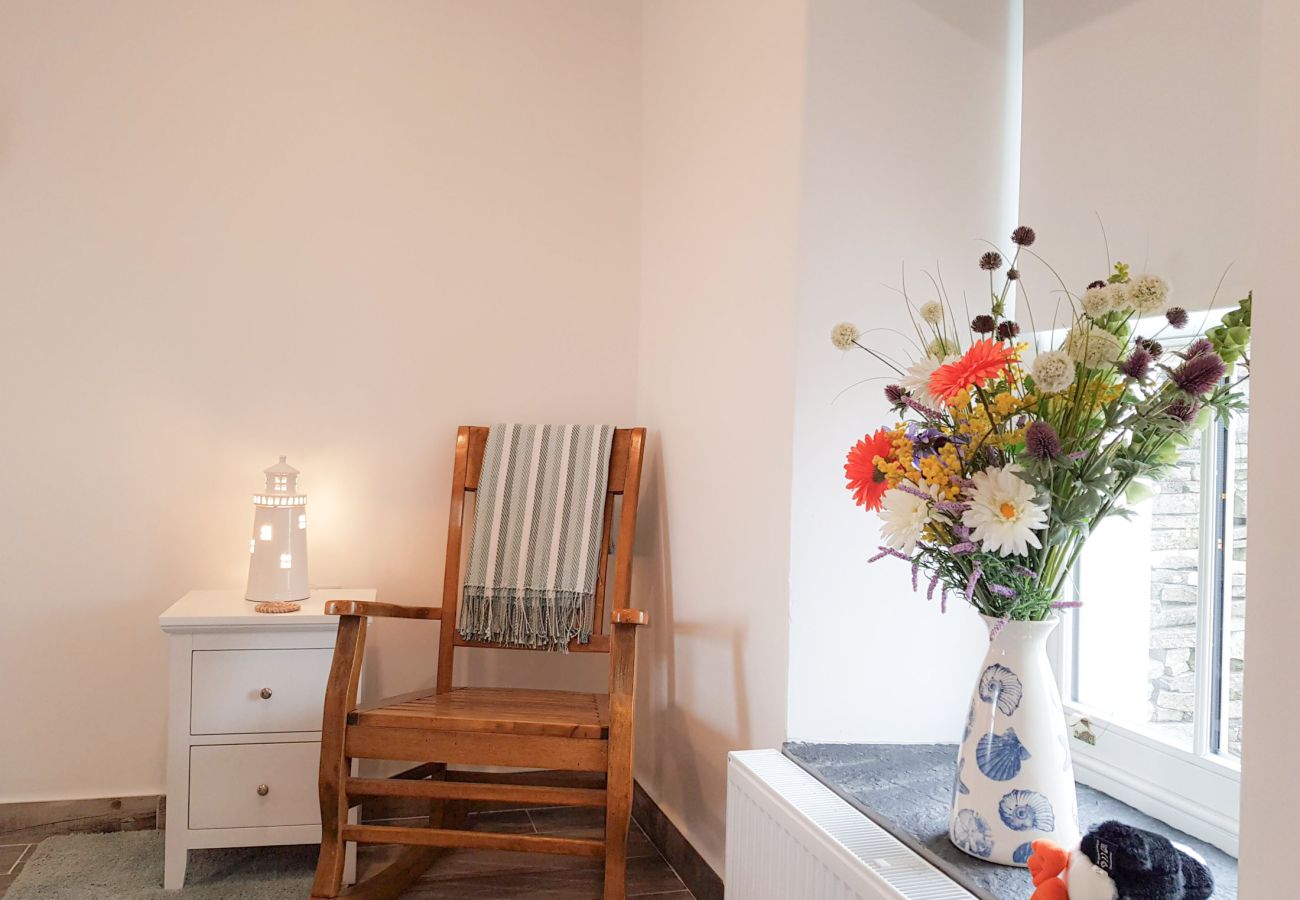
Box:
[191,648,332,735]
[189,742,321,829]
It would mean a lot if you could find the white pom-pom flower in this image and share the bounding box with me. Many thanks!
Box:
[961,465,1049,558]
[1128,274,1170,315]
[1081,285,1112,319]
[1062,323,1123,368]
[830,322,861,351]
[1105,282,1132,314]
[879,484,940,554]
[1030,350,1076,394]
[919,301,945,325]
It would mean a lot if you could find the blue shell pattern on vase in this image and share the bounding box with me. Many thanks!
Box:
[1012,842,1035,864]
[999,789,1055,832]
[951,809,994,858]
[975,727,1030,781]
[978,663,1023,716]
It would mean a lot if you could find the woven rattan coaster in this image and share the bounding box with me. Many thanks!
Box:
[254,600,302,614]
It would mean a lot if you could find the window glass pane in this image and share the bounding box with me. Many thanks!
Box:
[1073,425,1205,752]
[1224,382,1248,758]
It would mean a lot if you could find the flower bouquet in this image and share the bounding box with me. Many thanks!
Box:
[831,225,1251,865]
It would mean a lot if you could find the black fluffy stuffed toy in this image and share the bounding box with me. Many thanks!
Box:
[1028,820,1214,899]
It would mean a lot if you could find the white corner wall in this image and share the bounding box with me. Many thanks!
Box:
[634,0,809,875]
[787,0,1022,742]
[0,0,641,802]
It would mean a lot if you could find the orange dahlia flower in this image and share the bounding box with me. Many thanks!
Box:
[928,339,1015,402]
[845,427,893,511]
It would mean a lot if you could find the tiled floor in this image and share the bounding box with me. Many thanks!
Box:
[0,806,693,898]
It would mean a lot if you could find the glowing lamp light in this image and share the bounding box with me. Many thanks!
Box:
[244,456,309,602]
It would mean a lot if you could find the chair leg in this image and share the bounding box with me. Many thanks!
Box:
[603,768,632,900]
[310,749,351,899]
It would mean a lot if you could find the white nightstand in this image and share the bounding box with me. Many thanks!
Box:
[158,589,370,890]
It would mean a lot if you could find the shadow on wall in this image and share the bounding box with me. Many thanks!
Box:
[632,432,751,860]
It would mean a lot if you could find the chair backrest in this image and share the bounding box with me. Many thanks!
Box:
[434,425,646,692]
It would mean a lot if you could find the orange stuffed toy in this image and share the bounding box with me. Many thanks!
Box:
[1027,839,1071,900]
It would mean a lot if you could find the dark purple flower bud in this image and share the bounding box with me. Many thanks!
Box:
[1010,226,1036,247]
[1024,421,1062,460]
[1135,336,1164,358]
[1166,306,1189,329]
[971,314,997,334]
[1087,280,1107,291]
[1165,401,1200,424]
[996,321,1021,341]
[1172,352,1227,396]
[884,384,908,406]
[1183,337,1214,359]
[1120,347,1153,379]
[979,251,1003,271]
[1006,268,1020,281]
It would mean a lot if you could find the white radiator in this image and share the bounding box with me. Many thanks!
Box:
[725,750,975,900]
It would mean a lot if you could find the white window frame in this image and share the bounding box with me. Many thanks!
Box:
[1041,313,1243,856]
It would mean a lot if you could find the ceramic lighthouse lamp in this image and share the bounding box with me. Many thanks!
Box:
[245,456,309,602]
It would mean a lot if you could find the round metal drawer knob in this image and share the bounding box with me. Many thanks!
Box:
[260,688,273,700]
[257,784,270,797]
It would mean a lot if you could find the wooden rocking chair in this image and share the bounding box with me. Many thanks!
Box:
[310,425,648,900]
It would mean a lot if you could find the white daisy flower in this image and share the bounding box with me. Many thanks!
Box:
[1128,274,1170,315]
[1030,350,1076,394]
[919,301,945,325]
[879,484,940,554]
[830,322,861,351]
[899,354,955,408]
[961,465,1049,558]
[1062,322,1122,368]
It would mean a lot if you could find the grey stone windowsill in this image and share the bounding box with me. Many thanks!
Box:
[783,742,1238,900]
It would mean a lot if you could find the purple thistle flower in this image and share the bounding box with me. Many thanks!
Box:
[1024,421,1062,460]
[1006,268,1021,281]
[1052,600,1083,610]
[989,617,1010,640]
[979,251,1003,271]
[1120,347,1153,380]
[1183,337,1214,359]
[1087,280,1107,290]
[950,541,978,555]
[1164,401,1200,424]
[987,583,1016,598]
[1172,351,1227,396]
[996,321,1020,340]
[964,563,983,602]
[885,384,908,406]
[1010,226,1036,247]
[1166,306,1189,329]
[1135,336,1164,358]
[971,314,997,334]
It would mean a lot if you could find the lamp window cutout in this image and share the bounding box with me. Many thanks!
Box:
[245,456,309,603]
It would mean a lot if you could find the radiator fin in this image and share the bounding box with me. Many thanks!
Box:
[726,750,974,900]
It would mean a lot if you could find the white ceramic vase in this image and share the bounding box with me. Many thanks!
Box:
[948,615,1079,867]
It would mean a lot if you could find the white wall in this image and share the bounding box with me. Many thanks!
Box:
[634,0,809,875]
[1237,0,1300,892]
[0,0,641,802]
[787,0,1020,742]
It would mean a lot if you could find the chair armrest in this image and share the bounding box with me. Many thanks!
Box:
[325,600,442,620]
[611,608,649,626]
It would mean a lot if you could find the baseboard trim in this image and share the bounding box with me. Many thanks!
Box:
[632,781,723,900]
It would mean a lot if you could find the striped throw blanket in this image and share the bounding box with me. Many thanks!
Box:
[458,424,616,651]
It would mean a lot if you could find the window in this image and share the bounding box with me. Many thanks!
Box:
[1054,326,1247,852]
